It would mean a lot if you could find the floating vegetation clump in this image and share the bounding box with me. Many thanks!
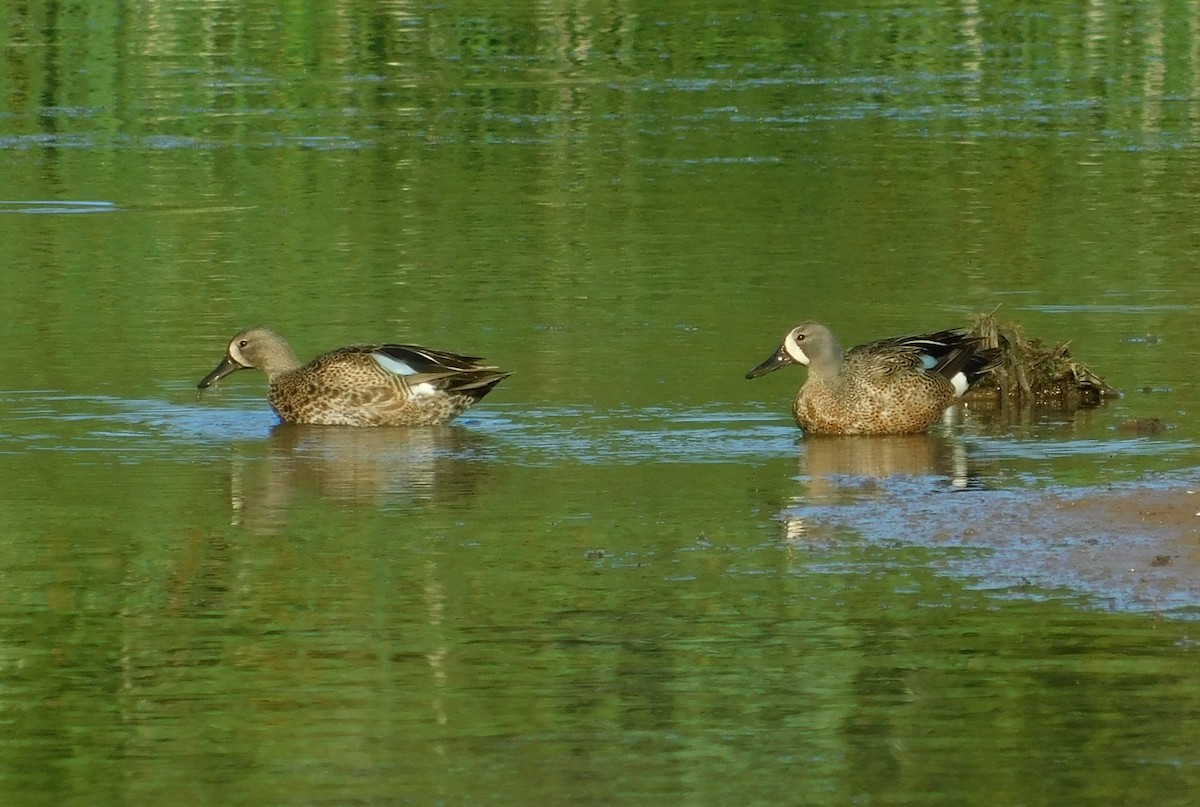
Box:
[964,313,1119,408]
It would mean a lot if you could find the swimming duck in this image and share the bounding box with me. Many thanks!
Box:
[198,326,510,426]
[746,321,999,435]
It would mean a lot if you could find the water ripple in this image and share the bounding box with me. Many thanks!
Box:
[0,200,119,214]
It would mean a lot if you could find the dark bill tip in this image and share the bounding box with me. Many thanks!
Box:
[198,355,245,390]
[745,345,794,379]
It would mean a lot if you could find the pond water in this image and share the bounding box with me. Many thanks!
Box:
[2,1,1199,804]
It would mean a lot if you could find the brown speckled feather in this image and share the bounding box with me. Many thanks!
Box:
[747,322,999,436]
[198,327,510,426]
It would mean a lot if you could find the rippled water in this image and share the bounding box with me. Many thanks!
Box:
[3,0,1200,804]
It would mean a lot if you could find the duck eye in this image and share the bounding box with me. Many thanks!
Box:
[238,340,249,348]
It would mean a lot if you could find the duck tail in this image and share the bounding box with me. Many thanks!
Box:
[934,334,1001,397]
[446,369,513,400]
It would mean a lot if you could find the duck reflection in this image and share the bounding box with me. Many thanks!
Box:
[783,432,974,542]
[801,433,968,487]
[228,424,495,533]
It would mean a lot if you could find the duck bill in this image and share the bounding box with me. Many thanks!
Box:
[198,355,245,389]
[745,345,795,379]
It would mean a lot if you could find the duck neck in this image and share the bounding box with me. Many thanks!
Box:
[261,347,302,380]
[807,344,844,381]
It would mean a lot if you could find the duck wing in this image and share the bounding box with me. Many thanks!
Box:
[852,330,998,391]
[360,344,511,396]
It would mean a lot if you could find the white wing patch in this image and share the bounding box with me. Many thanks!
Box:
[372,351,418,376]
[371,352,442,397]
[948,371,969,397]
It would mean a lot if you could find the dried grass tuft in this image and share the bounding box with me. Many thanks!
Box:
[964,313,1119,408]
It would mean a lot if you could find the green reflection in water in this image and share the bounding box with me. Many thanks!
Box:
[0,0,1199,804]
[0,429,1197,804]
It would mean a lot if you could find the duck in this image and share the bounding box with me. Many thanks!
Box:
[746,321,999,435]
[197,326,510,426]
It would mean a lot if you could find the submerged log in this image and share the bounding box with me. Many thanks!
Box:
[963,313,1119,408]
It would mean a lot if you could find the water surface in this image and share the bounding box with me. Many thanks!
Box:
[2,1,1199,804]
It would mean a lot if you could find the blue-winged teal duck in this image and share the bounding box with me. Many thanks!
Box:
[746,321,1000,435]
[198,326,511,426]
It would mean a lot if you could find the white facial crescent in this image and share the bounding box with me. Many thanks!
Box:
[783,330,810,365]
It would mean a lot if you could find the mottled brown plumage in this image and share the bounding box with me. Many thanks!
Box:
[746,321,1000,435]
[198,326,510,426]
